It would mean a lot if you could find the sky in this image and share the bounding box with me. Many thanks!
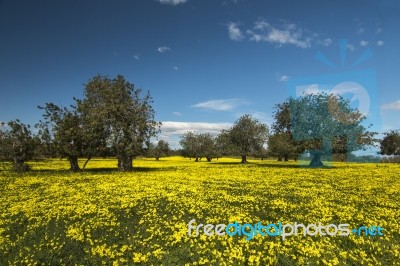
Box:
[0,0,399,149]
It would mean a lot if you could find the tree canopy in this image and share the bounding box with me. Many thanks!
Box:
[0,120,35,171]
[380,130,400,156]
[225,114,269,163]
[77,75,160,171]
[286,93,376,166]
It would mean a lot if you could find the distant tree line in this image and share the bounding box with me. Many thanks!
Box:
[1,74,399,172]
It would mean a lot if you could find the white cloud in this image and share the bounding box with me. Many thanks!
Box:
[245,20,312,48]
[173,111,182,116]
[192,98,247,111]
[277,74,290,82]
[320,38,332,47]
[227,22,244,41]
[360,40,369,46]
[377,40,384,46]
[173,66,179,70]
[161,121,232,135]
[157,46,172,53]
[158,0,188,5]
[134,54,140,60]
[381,100,400,110]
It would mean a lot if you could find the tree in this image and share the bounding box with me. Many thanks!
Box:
[380,130,400,155]
[225,114,269,163]
[152,140,170,160]
[268,132,301,161]
[269,102,303,161]
[77,75,160,171]
[37,103,94,172]
[0,120,35,171]
[198,133,218,162]
[286,93,376,166]
[180,132,217,162]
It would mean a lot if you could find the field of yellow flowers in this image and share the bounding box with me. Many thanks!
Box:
[0,157,399,265]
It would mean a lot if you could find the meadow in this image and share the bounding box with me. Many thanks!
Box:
[0,157,399,265]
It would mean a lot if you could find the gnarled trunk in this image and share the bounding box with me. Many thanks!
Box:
[195,157,199,162]
[309,153,323,167]
[206,157,212,162]
[241,155,247,164]
[118,155,133,171]
[69,155,80,172]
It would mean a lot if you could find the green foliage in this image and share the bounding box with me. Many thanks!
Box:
[180,132,218,162]
[152,140,170,160]
[286,93,376,166]
[269,102,302,161]
[37,103,90,171]
[380,130,400,155]
[0,120,35,171]
[225,114,269,163]
[77,75,160,171]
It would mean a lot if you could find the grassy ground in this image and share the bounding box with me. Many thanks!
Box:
[0,157,399,265]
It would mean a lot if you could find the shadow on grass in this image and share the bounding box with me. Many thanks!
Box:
[1,166,178,174]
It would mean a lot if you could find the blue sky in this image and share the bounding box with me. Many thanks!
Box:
[0,0,399,149]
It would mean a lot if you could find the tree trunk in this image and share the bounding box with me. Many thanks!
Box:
[118,155,133,171]
[12,158,30,172]
[241,155,247,164]
[278,157,282,161]
[82,156,92,170]
[195,157,199,162]
[156,157,160,161]
[309,153,323,167]
[206,157,212,162]
[69,155,81,172]
[284,155,289,162]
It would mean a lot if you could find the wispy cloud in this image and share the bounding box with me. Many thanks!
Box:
[377,40,384,46]
[381,100,400,110]
[320,38,332,47]
[192,98,247,111]
[360,40,369,46]
[134,54,140,60]
[357,27,365,34]
[245,20,312,48]
[173,111,182,116]
[227,22,244,41]
[161,121,232,135]
[157,46,172,53]
[277,74,290,82]
[173,66,179,70]
[158,0,188,5]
